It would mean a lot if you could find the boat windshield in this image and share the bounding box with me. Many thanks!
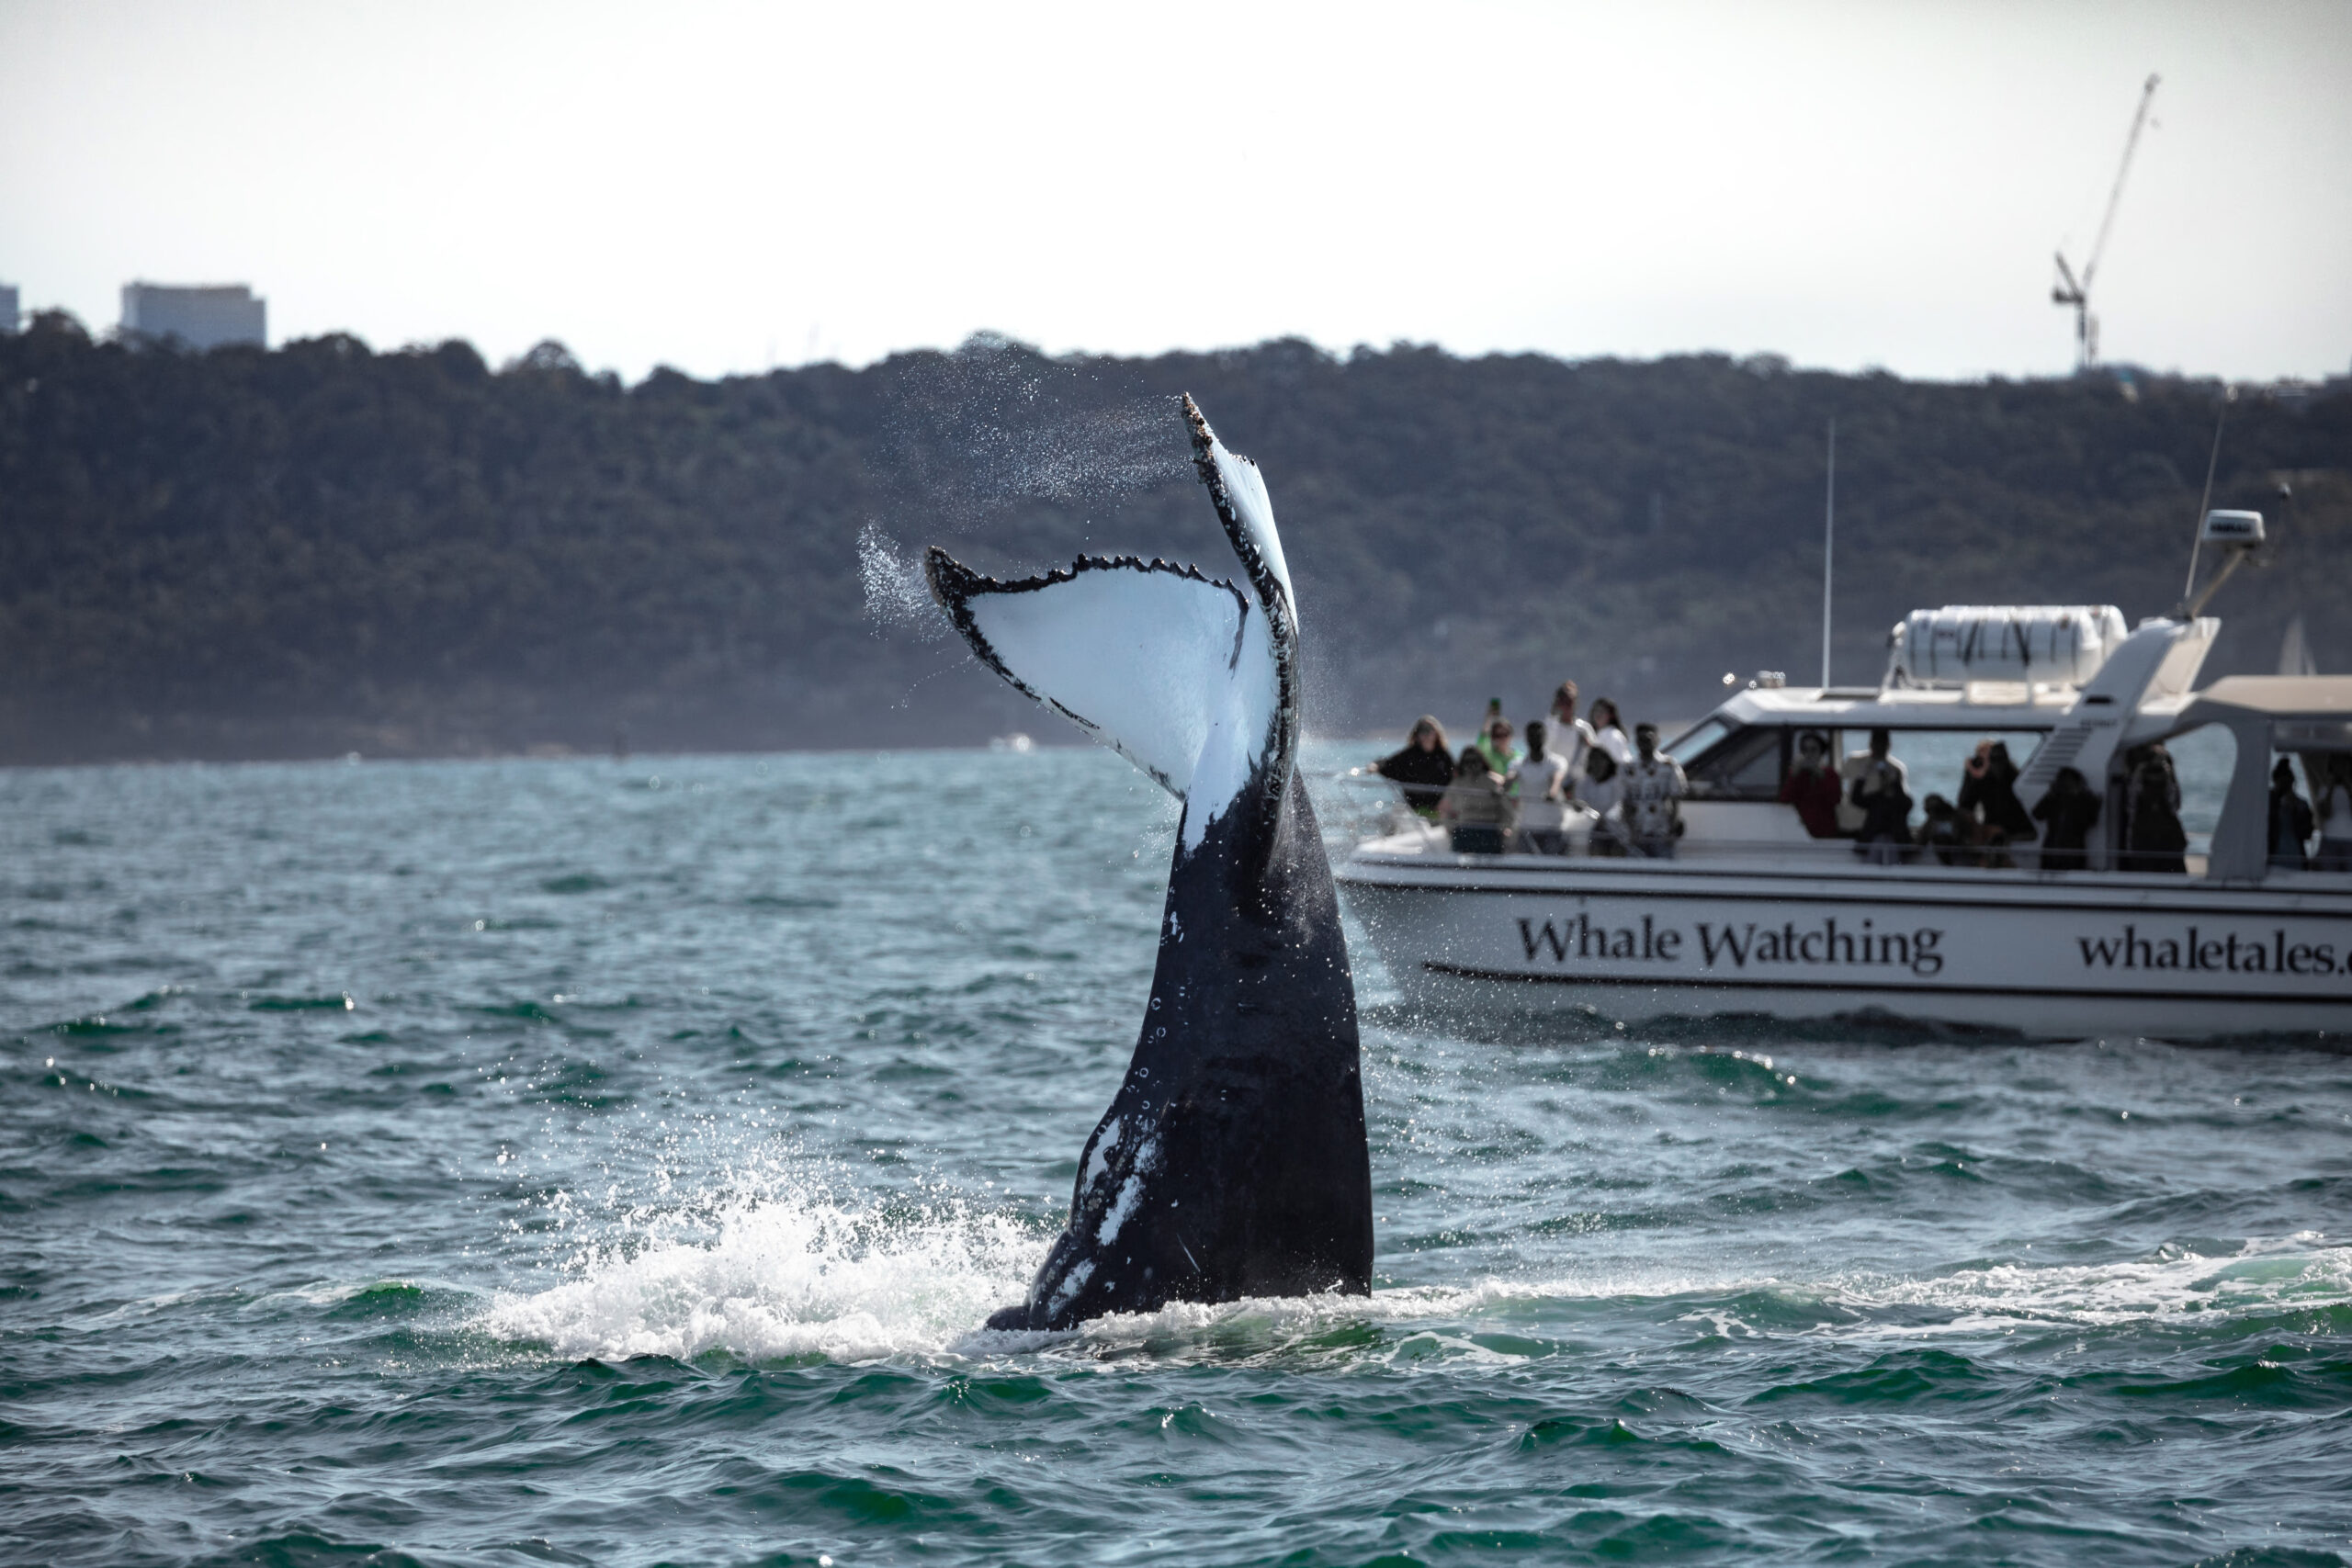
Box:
[1674,722,2056,804]
[1664,718,1732,761]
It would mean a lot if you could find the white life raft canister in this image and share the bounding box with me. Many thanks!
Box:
[1887,605,2129,687]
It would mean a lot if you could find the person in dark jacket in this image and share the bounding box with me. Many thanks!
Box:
[1917,794,1972,865]
[1849,729,1913,864]
[2270,757,2316,871]
[1373,716,1453,818]
[2122,743,2188,874]
[1958,739,2037,844]
[2032,765,2100,871]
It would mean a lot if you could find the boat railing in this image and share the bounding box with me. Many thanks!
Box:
[1329,769,2350,884]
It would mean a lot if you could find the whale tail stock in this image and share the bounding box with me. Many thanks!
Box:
[924,395,1372,1331]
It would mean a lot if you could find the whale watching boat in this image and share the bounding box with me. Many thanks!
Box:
[1334,511,2352,1039]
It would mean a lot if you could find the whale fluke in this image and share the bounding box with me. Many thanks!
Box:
[926,395,1372,1329]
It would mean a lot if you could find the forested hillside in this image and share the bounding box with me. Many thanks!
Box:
[3,313,2346,764]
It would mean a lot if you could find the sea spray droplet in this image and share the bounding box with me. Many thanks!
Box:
[858,524,949,641]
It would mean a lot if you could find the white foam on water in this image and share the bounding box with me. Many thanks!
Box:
[1831,1233,2352,1333]
[484,1228,2352,1370]
[1350,1234,2352,1344]
[485,1179,1046,1364]
[1371,1271,1779,1316]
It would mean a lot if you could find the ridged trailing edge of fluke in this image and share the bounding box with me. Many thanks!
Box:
[923,394,1372,1330]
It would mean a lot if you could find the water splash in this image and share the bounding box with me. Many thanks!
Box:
[485,1172,1045,1362]
[880,336,1189,529]
[858,523,949,641]
[976,398,1192,505]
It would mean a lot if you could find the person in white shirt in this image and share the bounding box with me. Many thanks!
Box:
[1578,750,1628,855]
[1511,719,1574,853]
[1547,682,1599,791]
[1587,697,1635,769]
[2316,754,2352,873]
[1838,727,1911,837]
[1621,722,1688,859]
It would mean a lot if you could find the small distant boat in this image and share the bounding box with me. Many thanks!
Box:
[1337,514,2352,1041]
[989,732,1035,753]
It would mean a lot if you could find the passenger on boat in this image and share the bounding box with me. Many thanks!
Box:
[1918,795,1972,865]
[1587,698,1634,768]
[1838,728,1909,835]
[1580,750,1628,855]
[1547,682,1598,784]
[2269,758,2315,872]
[2314,754,2352,872]
[1621,722,1687,859]
[1476,715,1521,776]
[1848,729,1914,864]
[1511,719,1573,855]
[2032,766,2100,871]
[1439,747,1516,855]
[2121,744,2188,874]
[1959,740,2037,846]
[1373,716,1455,818]
[1778,730,1843,838]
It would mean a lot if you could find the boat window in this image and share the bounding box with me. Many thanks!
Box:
[2272,729,2352,877]
[2114,723,2233,876]
[1683,725,1788,801]
[1664,718,1733,763]
[1888,731,2050,806]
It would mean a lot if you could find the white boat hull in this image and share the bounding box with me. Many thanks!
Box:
[1336,843,2352,1041]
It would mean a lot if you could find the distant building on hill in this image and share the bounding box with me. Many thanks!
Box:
[120,282,266,349]
[0,283,18,334]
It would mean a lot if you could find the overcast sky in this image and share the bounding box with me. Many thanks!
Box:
[4,0,2347,384]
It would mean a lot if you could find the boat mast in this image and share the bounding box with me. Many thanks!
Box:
[2179,389,2230,609]
[1821,416,1836,688]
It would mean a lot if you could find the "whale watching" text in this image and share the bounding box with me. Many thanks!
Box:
[1517,915,1946,976]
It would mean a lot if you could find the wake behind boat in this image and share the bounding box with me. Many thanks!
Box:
[1336,519,2352,1040]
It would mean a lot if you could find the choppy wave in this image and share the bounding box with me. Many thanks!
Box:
[9,747,2352,1567]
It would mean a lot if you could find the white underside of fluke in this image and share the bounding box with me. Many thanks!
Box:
[930,405,1296,858]
[954,560,1280,852]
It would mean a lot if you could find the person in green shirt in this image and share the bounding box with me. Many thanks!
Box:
[1475,713,1521,775]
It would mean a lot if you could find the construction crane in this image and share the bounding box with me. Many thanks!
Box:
[2052,73,2160,371]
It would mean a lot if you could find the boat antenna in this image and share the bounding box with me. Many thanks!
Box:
[2179,387,2232,608]
[1820,415,1836,688]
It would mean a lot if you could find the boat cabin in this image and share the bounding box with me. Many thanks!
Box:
[1661,607,2351,881]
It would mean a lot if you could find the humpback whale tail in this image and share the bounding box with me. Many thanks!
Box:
[925,396,1371,1330]
[926,396,1299,861]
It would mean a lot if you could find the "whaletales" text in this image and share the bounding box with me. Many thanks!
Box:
[2076,925,2341,976]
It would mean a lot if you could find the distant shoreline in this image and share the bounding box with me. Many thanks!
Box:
[6,323,2341,772]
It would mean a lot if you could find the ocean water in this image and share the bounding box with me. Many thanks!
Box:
[4,743,2348,1567]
